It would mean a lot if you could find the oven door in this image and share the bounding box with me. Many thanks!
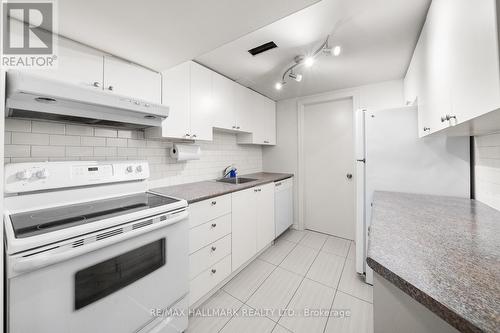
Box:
[7,210,189,333]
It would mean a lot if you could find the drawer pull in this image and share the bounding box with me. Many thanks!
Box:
[211,269,217,274]
[211,246,217,252]
[211,201,217,206]
[211,223,217,228]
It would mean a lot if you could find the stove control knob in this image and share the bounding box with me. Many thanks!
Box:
[136,165,143,173]
[36,169,49,179]
[16,169,32,180]
[126,166,134,173]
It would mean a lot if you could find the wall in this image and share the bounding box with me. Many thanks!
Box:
[4,119,263,187]
[262,79,406,227]
[475,133,500,210]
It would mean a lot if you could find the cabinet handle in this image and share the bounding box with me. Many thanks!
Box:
[232,126,236,129]
[254,188,261,192]
[236,126,241,129]
[275,182,282,186]
[264,140,270,144]
[185,133,190,138]
[211,223,217,228]
[211,269,217,274]
[423,127,431,132]
[211,246,217,252]
[440,114,456,123]
[191,134,197,139]
[92,81,101,88]
[211,201,217,206]
[107,85,114,91]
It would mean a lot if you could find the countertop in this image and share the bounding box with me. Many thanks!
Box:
[150,172,293,203]
[367,191,500,333]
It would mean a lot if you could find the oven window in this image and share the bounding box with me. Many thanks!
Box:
[75,238,166,310]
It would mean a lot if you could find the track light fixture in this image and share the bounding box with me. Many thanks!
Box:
[275,35,341,90]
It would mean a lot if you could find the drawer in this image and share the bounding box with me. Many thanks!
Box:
[189,213,231,254]
[189,194,231,228]
[190,234,231,279]
[189,255,232,306]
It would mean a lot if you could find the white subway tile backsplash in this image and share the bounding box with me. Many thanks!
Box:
[475,133,500,211]
[6,119,31,132]
[106,138,128,147]
[12,132,50,145]
[94,128,118,137]
[66,146,94,157]
[81,136,106,146]
[4,119,263,182]
[94,147,117,157]
[32,121,65,134]
[49,134,81,146]
[66,124,94,136]
[5,145,30,157]
[31,145,65,157]
[4,132,11,145]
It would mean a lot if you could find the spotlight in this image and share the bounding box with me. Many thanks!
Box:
[304,56,315,67]
[333,45,342,56]
[289,73,303,82]
[275,82,284,90]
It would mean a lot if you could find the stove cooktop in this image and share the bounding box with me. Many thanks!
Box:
[9,192,181,238]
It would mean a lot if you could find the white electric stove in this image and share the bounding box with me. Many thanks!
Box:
[4,160,189,333]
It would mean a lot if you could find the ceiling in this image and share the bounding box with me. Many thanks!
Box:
[196,0,431,100]
[50,0,321,71]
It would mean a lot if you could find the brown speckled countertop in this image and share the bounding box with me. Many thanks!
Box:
[367,191,500,333]
[150,172,293,203]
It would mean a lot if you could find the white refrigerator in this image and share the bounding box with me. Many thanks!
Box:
[355,106,470,284]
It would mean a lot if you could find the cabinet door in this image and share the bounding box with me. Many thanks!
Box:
[449,0,500,123]
[231,188,257,271]
[212,72,236,130]
[103,56,161,103]
[190,62,214,141]
[256,183,275,252]
[161,62,191,139]
[234,85,256,133]
[420,0,454,135]
[261,97,276,145]
[19,35,104,90]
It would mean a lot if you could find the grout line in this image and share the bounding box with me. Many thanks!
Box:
[322,245,350,333]
[273,240,323,329]
[214,290,246,333]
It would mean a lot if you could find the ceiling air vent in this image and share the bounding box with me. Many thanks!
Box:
[248,41,278,56]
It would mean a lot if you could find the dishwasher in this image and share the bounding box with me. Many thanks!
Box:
[274,177,293,237]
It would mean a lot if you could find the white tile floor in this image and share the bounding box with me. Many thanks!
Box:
[187,229,373,333]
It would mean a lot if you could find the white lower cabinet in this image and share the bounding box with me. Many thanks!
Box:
[189,255,232,306]
[231,187,258,270]
[231,183,275,270]
[256,183,275,252]
[188,185,277,306]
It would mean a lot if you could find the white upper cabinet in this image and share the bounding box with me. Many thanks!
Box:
[156,62,191,139]
[28,38,104,91]
[237,91,276,145]
[190,62,214,141]
[448,0,500,124]
[212,72,236,130]
[103,56,161,103]
[405,0,500,136]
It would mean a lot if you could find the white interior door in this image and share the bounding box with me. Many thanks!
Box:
[303,98,355,239]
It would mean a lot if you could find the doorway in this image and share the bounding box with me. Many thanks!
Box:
[302,97,355,240]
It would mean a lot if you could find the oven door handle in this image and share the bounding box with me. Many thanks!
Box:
[12,210,189,274]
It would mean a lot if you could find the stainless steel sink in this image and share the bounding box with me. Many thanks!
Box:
[216,177,257,184]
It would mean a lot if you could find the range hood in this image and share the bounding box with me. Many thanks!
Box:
[5,71,169,129]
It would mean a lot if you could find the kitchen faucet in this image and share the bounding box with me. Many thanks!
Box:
[223,164,237,178]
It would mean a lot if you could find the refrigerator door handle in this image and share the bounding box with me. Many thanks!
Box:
[356,159,366,163]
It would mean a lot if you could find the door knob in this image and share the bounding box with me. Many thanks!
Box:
[346,173,353,180]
